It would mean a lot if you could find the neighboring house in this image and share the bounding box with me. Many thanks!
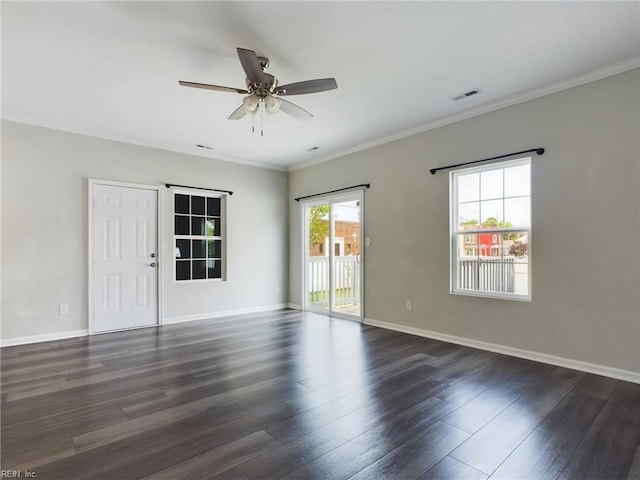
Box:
[309,219,361,257]
[460,229,527,258]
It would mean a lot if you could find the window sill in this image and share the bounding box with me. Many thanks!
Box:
[451,289,531,302]
[174,278,226,284]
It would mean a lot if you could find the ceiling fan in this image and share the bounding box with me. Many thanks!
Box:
[179,47,338,134]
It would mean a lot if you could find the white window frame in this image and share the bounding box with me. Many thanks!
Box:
[450,157,532,301]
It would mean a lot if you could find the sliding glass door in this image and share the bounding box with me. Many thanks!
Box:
[303,191,363,320]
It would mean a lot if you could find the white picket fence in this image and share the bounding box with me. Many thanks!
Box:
[309,255,525,304]
[458,256,528,293]
[308,256,360,307]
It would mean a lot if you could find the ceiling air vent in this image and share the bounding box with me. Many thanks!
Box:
[452,89,481,102]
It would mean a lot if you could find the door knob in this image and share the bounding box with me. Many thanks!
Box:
[150,253,157,258]
[150,262,158,267]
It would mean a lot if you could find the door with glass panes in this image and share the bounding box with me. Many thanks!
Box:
[303,191,363,320]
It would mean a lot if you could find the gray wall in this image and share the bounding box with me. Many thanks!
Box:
[289,69,640,373]
[1,121,289,339]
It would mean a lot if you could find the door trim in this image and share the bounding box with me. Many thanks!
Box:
[88,179,162,335]
[300,189,364,322]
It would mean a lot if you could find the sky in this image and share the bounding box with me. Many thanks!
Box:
[457,162,530,228]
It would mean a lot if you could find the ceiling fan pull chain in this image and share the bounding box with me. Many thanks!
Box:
[261,98,264,137]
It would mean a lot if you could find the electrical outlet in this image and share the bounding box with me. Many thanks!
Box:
[275,285,281,294]
[59,304,69,315]
[405,300,413,311]
[365,237,371,247]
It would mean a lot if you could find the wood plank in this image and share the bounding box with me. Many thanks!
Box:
[274,396,459,480]
[73,377,308,453]
[419,456,488,480]
[1,373,67,392]
[0,438,76,471]
[449,368,583,474]
[236,394,456,480]
[435,355,539,406]
[490,392,605,479]
[36,404,293,479]
[1,388,166,441]
[1,344,120,369]
[124,364,312,419]
[347,422,469,480]
[1,361,104,385]
[209,470,249,480]
[626,445,640,480]
[295,349,437,391]
[2,408,127,456]
[6,360,177,401]
[572,373,619,400]
[265,367,445,443]
[441,359,554,433]
[140,430,280,480]
[600,381,640,424]
[557,414,640,480]
[1,354,248,424]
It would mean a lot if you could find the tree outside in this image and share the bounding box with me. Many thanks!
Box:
[481,217,518,241]
[308,205,329,252]
[509,241,528,257]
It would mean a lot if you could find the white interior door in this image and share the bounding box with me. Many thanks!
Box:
[92,184,159,333]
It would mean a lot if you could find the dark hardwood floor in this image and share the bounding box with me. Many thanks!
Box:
[1,309,638,479]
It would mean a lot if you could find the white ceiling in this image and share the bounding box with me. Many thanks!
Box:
[3,1,639,170]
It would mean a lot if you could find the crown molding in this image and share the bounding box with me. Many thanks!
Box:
[0,117,288,172]
[289,57,640,172]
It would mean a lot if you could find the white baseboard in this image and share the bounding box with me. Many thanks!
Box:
[364,318,640,384]
[1,329,89,348]
[287,303,302,310]
[0,305,293,346]
[162,304,291,325]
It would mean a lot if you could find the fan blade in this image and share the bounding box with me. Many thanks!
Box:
[275,78,337,96]
[237,48,268,85]
[228,104,247,120]
[278,98,313,121]
[179,81,248,94]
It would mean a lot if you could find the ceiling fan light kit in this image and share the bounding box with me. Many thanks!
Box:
[180,47,337,136]
[265,95,281,113]
[242,94,259,112]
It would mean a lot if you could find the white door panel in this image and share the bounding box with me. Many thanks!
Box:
[93,184,158,333]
